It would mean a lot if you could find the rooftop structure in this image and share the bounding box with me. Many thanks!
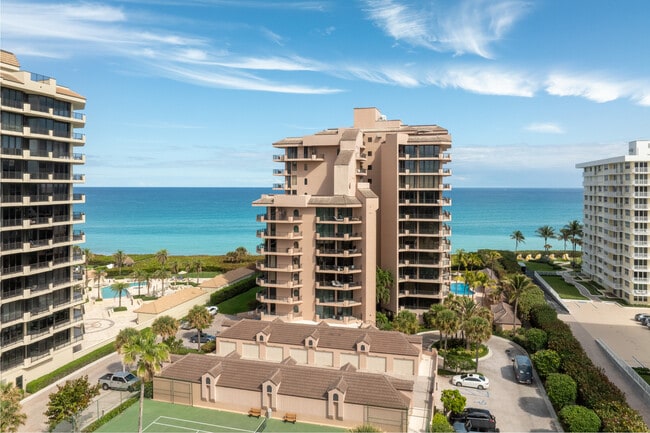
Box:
[1,50,87,388]
[576,140,650,305]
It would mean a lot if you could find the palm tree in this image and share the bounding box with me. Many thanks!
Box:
[501,273,537,331]
[110,281,130,308]
[454,249,467,273]
[510,230,525,254]
[193,259,203,283]
[113,250,126,276]
[235,246,248,262]
[132,269,146,297]
[121,329,170,433]
[95,267,107,300]
[82,248,93,290]
[435,309,460,350]
[535,226,555,254]
[155,249,168,269]
[465,252,484,270]
[463,316,492,372]
[376,266,393,306]
[187,304,212,352]
[152,315,179,344]
[0,382,27,433]
[153,269,171,296]
[564,220,583,265]
[114,327,139,371]
[557,228,571,257]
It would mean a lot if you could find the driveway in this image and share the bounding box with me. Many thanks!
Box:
[436,336,560,433]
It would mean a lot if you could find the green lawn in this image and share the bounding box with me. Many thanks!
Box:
[523,261,559,272]
[96,400,346,433]
[217,286,259,314]
[540,275,588,300]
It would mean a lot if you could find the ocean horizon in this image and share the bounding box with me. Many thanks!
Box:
[76,187,583,256]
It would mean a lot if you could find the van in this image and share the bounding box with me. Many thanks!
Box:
[512,355,533,384]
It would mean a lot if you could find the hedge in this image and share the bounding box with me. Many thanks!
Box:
[83,396,138,432]
[208,274,258,305]
[26,342,116,394]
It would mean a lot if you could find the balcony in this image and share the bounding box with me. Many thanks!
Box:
[315,216,362,224]
[315,298,362,307]
[256,278,303,289]
[315,280,362,290]
[256,245,302,255]
[257,230,303,240]
[255,262,301,273]
[256,213,302,223]
[316,265,361,274]
[256,293,303,304]
[316,248,362,257]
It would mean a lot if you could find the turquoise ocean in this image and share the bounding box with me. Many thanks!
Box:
[76,187,583,256]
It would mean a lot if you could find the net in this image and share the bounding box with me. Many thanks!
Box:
[255,417,267,433]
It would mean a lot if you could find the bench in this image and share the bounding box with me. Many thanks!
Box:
[248,408,261,418]
[283,412,297,423]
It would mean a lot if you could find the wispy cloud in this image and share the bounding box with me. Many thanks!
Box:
[525,123,564,134]
[363,0,530,58]
[428,66,536,97]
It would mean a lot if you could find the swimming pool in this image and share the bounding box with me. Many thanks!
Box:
[450,282,475,296]
[100,282,141,299]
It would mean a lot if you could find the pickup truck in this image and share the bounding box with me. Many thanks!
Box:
[98,371,140,391]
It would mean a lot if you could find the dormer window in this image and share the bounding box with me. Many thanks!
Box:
[309,340,314,347]
[205,377,211,385]
[260,335,264,342]
[360,344,366,351]
[333,393,339,401]
[267,385,273,393]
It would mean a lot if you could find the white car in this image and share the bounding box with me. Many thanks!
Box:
[452,373,490,390]
[206,306,219,315]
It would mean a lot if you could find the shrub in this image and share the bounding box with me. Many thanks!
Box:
[348,424,382,432]
[524,328,547,353]
[209,275,258,305]
[113,306,127,312]
[529,304,557,328]
[593,400,648,432]
[431,412,454,432]
[531,349,560,379]
[144,381,153,399]
[201,340,216,353]
[558,405,601,432]
[546,373,577,410]
[440,389,466,415]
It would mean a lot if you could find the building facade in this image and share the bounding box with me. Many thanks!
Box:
[253,108,452,324]
[576,140,650,305]
[1,50,87,387]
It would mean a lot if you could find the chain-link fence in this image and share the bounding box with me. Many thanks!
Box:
[52,390,138,432]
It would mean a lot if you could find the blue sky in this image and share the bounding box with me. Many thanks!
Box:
[2,0,649,188]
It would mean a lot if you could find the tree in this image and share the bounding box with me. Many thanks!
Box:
[152,315,179,344]
[545,373,577,410]
[110,281,130,308]
[0,382,26,433]
[44,375,100,433]
[82,248,93,290]
[564,220,583,265]
[153,269,171,296]
[435,309,460,350]
[392,309,418,334]
[558,405,601,433]
[510,230,525,254]
[95,267,107,300]
[376,267,393,306]
[531,349,561,379]
[454,249,467,273]
[524,328,548,353]
[463,316,491,372]
[375,312,392,330]
[155,249,169,269]
[431,412,454,432]
[517,286,546,323]
[481,250,502,272]
[132,269,146,297]
[440,389,466,415]
[235,246,248,261]
[121,329,170,433]
[557,228,571,256]
[535,226,555,254]
[192,259,203,283]
[187,304,212,351]
[113,250,126,275]
[501,273,537,331]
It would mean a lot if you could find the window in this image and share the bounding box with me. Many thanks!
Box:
[206,377,211,384]
[267,385,273,393]
[304,178,308,185]
[368,151,372,157]
[360,344,365,351]
[309,340,313,346]
[259,335,264,341]
[368,165,372,171]
[333,394,339,401]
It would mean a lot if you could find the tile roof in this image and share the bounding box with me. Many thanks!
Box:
[218,319,421,357]
[56,86,85,100]
[490,302,521,326]
[158,353,411,410]
[1,50,20,67]
[199,267,255,289]
[134,287,206,314]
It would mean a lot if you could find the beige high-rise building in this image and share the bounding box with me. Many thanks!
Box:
[253,108,452,325]
[1,50,87,388]
[576,140,650,306]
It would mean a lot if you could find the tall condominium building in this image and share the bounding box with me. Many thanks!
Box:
[576,140,650,306]
[1,50,87,388]
[253,108,452,325]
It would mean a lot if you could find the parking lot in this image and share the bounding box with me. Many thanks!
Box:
[177,312,229,349]
[436,336,559,432]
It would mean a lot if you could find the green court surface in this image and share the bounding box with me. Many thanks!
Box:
[96,400,346,433]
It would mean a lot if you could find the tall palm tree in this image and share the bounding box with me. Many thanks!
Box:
[501,273,537,331]
[82,248,93,291]
[557,228,571,257]
[153,269,171,296]
[121,329,170,433]
[187,304,212,352]
[434,309,460,350]
[235,246,248,262]
[95,267,107,300]
[535,226,555,254]
[193,259,203,283]
[152,315,179,344]
[0,382,27,433]
[510,230,525,254]
[463,316,492,372]
[465,252,484,270]
[155,249,168,269]
[376,267,393,306]
[113,250,126,276]
[454,249,467,273]
[131,269,146,297]
[110,281,130,308]
[114,327,139,371]
[564,220,583,265]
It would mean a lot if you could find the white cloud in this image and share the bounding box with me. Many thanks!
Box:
[427,66,537,97]
[363,0,530,58]
[546,73,624,103]
[525,123,564,134]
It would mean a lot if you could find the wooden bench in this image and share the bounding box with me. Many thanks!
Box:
[283,412,297,423]
[248,408,261,418]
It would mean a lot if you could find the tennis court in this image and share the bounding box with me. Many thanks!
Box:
[96,400,345,433]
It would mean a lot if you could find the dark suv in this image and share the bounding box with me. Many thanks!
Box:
[452,408,498,432]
